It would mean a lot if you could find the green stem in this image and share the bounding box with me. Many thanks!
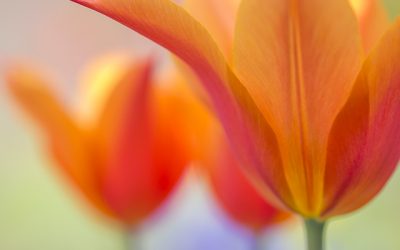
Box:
[304,219,326,250]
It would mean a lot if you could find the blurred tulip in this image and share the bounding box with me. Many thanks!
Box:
[193,104,291,234]
[6,55,195,234]
[70,0,400,249]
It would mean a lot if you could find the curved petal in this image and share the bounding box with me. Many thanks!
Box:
[95,59,193,224]
[233,0,363,215]
[178,0,239,108]
[6,66,110,215]
[350,0,390,52]
[169,75,291,229]
[93,58,158,223]
[71,0,295,209]
[199,116,291,231]
[323,19,400,218]
[183,0,239,58]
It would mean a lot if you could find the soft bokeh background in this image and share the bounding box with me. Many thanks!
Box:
[0,1,399,249]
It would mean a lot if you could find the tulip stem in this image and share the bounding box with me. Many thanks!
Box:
[304,219,326,250]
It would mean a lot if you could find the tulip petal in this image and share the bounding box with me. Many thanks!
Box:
[6,66,110,215]
[233,0,363,215]
[94,58,158,223]
[178,0,239,106]
[71,0,295,209]
[95,59,192,224]
[183,0,239,58]
[201,118,290,231]
[323,20,400,217]
[350,0,390,52]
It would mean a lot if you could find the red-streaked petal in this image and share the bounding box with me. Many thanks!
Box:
[233,0,363,215]
[71,0,295,210]
[95,59,193,224]
[199,115,291,231]
[94,58,157,223]
[323,20,400,218]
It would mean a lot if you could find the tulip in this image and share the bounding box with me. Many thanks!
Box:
[70,0,400,249]
[7,55,196,248]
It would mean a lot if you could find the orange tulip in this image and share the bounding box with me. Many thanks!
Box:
[6,55,194,228]
[69,0,400,248]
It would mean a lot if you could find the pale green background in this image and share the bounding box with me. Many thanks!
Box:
[0,1,400,249]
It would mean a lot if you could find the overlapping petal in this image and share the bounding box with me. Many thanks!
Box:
[167,74,291,230]
[80,57,193,224]
[323,19,400,218]
[234,0,363,215]
[183,0,239,58]
[92,58,159,223]
[198,113,290,231]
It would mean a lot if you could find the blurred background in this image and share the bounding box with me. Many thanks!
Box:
[0,1,400,249]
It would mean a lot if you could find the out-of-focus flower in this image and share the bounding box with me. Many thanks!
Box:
[70,0,400,221]
[6,55,195,227]
[194,111,291,232]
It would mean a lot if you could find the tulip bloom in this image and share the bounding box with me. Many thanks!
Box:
[7,55,195,237]
[70,0,400,248]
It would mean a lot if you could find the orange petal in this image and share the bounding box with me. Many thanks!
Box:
[350,0,390,52]
[233,0,363,215]
[178,0,239,108]
[95,58,190,224]
[323,19,400,218]
[183,0,239,58]
[71,0,295,209]
[6,65,110,215]
[93,57,157,223]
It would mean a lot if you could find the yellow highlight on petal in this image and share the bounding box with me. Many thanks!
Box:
[349,0,365,16]
[78,53,132,124]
